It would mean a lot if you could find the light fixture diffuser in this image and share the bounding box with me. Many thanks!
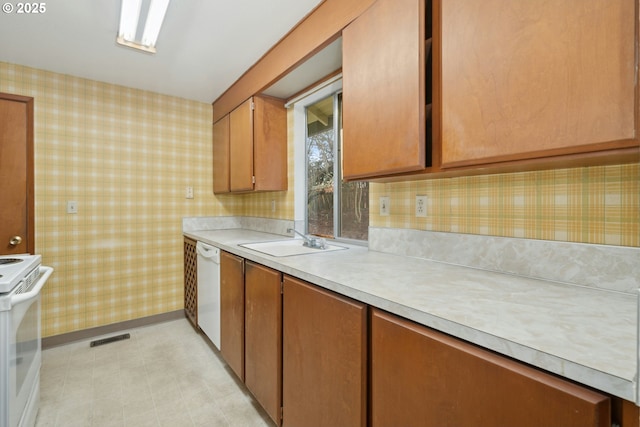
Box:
[118,0,142,41]
[141,0,170,47]
[116,0,170,54]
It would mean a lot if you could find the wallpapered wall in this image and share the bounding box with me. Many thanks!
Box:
[369,163,639,247]
[1,61,637,338]
[0,62,291,337]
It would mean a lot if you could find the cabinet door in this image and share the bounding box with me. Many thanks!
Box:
[220,251,245,381]
[371,309,610,427]
[212,115,230,193]
[253,96,288,191]
[342,0,427,179]
[282,276,367,427]
[245,261,282,425]
[440,0,637,168]
[229,98,255,192]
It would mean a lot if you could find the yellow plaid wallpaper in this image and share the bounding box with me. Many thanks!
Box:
[1,60,637,339]
[0,62,291,337]
[370,163,639,247]
[1,62,210,336]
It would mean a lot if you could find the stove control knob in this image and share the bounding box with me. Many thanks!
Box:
[9,236,22,246]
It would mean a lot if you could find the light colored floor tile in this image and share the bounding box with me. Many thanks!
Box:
[37,318,274,427]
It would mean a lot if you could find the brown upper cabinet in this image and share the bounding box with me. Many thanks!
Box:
[342,0,430,179]
[213,95,287,193]
[440,0,638,169]
[212,114,230,193]
[342,0,639,181]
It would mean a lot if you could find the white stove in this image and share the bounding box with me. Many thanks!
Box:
[0,253,52,427]
[0,255,41,294]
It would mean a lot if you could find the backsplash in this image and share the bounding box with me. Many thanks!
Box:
[370,164,639,247]
[369,227,640,293]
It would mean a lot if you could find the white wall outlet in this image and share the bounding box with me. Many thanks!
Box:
[416,195,428,217]
[66,201,78,214]
[185,186,194,199]
[379,196,390,216]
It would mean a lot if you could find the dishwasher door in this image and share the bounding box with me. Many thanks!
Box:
[196,241,221,350]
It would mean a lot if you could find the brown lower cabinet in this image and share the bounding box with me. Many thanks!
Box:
[245,261,282,425]
[220,251,245,381]
[371,308,611,427]
[282,275,367,427]
[215,249,637,427]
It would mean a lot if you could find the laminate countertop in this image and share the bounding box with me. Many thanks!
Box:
[185,228,638,404]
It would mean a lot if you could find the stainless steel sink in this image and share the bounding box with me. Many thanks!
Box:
[238,239,347,257]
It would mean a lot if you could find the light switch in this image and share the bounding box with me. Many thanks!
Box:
[379,196,390,216]
[67,201,78,214]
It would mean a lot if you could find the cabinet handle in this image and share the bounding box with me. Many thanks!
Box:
[9,236,22,246]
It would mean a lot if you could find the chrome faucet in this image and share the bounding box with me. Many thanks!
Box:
[287,228,327,249]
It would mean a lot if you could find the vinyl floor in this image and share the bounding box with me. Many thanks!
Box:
[35,318,274,427]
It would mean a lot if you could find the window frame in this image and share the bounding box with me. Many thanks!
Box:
[291,77,368,245]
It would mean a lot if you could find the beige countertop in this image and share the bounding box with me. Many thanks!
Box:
[185,228,638,403]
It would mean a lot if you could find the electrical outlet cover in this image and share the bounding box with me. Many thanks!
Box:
[66,201,78,214]
[380,196,390,216]
[416,195,427,217]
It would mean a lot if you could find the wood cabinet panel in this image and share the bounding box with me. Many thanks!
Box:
[440,0,638,168]
[342,0,427,179]
[212,115,230,193]
[282,276,367,427]
[220,251,245,381]
[253,96,287,192]
[371,308,611,427]
[229,99,255,192]
[245,261,282,425]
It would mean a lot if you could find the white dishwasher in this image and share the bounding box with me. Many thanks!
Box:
[196,241,221,350]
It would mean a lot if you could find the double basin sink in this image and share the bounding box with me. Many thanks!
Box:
[239,239,347,257]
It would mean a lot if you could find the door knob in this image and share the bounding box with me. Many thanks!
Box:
[9,236,22,246]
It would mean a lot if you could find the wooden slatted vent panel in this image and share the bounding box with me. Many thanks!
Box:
[184,237,198,328]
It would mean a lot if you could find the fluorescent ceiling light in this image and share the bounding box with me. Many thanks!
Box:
[116,0,170,54]
[141,0,170,48]
[118,0,142,42]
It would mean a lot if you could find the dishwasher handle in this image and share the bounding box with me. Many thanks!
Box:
[196,241,220,262]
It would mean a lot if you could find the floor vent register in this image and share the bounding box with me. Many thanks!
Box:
[89,333,131,347]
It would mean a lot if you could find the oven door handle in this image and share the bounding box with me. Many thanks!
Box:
[10,266,54,306]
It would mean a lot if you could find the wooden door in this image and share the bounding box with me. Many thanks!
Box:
[440,0,638,168]
[245,261,282,425]
[212,115,230,193]
[220,251,245,381]
[342,0,427,179]
[282,276,367,427]
[0,93,34,255]
[371,308,610,427]
[229,98,254,192]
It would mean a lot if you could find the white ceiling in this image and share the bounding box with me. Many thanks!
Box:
[0,0,326,103]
